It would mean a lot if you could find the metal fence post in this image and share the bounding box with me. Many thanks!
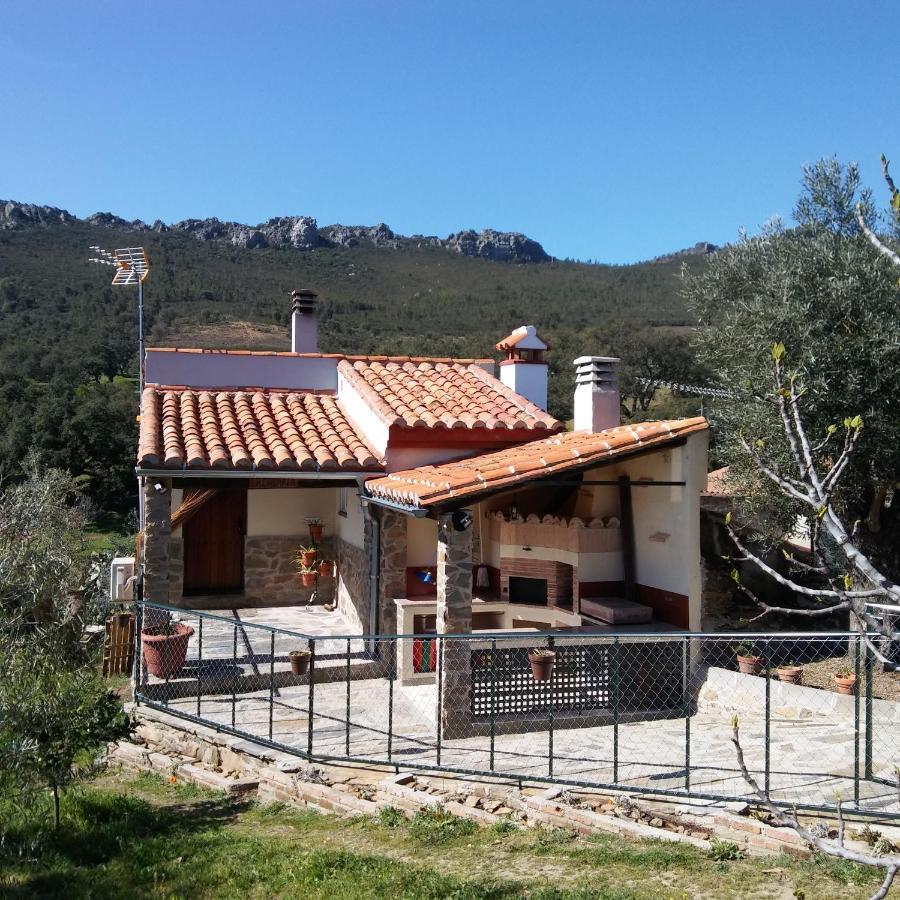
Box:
[547,635,555,778]
[864,641,873,780]
[133,599,144,704]
[489,638,496,771]
[307,638,315,757]
[683,636,690,792]
[764,645,771,799]
[196,616,203,718]
[232,623,238,729]
[345,637,352,757]
[612,636,619,785]
[854,634,861,806]
[435,637,443,767]
[269,631,275,741]
[387,639,394,762]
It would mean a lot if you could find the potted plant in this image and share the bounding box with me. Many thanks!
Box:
[141,619,194,679]
[834,668,857,695]
[289,648,312,676]
[296,544,317,568]
[528,648,556,682]
[318,559,334,578]
[300,567,317,588]
[776,661,803,685]
[306,517,323,543]
[734,642,764,676]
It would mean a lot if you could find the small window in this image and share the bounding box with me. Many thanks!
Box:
[338,486,349,517]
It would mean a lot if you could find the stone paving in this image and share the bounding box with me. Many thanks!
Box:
[139,605,900,816]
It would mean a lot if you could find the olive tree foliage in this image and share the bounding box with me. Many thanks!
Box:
[684,158,900,642]
[0,461,129,831]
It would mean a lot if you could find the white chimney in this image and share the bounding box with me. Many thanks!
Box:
[291,289,319,353]
[496,325,549,410]
[573,356,620,432]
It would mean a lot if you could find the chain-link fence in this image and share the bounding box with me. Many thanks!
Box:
[134,601,900,820]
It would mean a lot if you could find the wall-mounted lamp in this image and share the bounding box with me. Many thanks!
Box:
[153,481,168,495]
[451,509,473,532]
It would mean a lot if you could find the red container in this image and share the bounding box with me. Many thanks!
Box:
[413,637,437,673]
[141,624,194,679]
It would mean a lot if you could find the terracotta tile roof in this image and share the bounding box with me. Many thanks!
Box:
[365,418,708,507]
[338,359,561,431]
[703,466,733,497]
[138,387,382,472]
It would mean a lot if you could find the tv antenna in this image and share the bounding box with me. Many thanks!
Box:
[88,246,151,390]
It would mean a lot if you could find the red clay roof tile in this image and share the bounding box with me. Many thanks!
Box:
[138,387,383,472]
[364,418,708,507]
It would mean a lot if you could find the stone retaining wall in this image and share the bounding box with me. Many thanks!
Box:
[335,536,369,632]
[244,535,335,606]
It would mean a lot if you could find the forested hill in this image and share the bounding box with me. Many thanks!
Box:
[0,211,708,516]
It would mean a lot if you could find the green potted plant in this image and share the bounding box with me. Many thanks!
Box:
[776,660,803,685]
[833,668,857,695]
[528,648,556,682]
[300,567,317,588]
[141,617,194,679]
[296,544,317,568]
[318,559,334,578]
[289,648,312,676]
[734,641,764,676]
[306,517,323,543]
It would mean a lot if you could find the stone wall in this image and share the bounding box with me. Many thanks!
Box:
[244,535,335,607]
[141,478,172,605]
[378,509,407,636]
[336,535,369,632]
[167,537,184,604]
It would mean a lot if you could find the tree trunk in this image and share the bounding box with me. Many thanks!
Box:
[52,782,60,830]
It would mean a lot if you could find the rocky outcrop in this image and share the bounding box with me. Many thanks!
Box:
[1,200,76,229]
[0,198,553,263]
[650,241,718,264]
[444,229,550,262]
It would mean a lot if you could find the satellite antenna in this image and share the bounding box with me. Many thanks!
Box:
[88,246,151,390]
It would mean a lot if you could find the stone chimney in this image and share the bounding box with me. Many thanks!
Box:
[573,356,620,432]
[496,325,549,411]
[291,289,318,353]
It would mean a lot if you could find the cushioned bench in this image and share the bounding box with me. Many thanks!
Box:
[580,597,653,625]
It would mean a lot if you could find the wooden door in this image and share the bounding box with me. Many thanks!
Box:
[182,489,246,594]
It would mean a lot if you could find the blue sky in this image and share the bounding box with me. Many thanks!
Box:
[1,1,897,263]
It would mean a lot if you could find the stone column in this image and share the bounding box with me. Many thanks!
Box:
[437,511,473,738]
[378,509,407,636]
[141,477,172,608]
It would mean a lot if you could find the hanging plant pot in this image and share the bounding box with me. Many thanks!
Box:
[736,653,764,676]
[776,665,803,685]
[528,650,556,682]
[289,649,312,676]
[318,560,334,578]
[834,673,857,695]
[308,524,323,543]
[300,550,317,568]
[141,624,194,679]
[301,570,317,588]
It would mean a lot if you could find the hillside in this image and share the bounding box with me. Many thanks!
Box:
[0,206,707,515]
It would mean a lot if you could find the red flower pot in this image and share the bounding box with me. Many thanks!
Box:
[528,651,556,682]
[142,624,194,679]
[318,560,334,578]
[301,571,317,588]
[289,651,311,676]
[736,654,764,676]
[834,674,857,695]
[301,550,317,567]
[308,525,323,542]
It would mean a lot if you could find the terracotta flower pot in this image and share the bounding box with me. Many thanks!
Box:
[142,624,194,679]
[301,571,317,588]
[301,550,317,567]
[834,674,857,695]
[528,651,556,682]
[318,560,334,578]
[308,525,323,542]
[737,654,764,676]
[776,665,803,685]
[289,651,311,676]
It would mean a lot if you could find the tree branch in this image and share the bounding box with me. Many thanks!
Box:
[855,203,900,266]
[731,719,899,900]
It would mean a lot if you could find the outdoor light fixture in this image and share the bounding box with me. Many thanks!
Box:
[153,482,168,495]
[451,509,473,532]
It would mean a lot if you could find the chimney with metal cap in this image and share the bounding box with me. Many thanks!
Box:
[291,289,318,353]
[573,356,621,432]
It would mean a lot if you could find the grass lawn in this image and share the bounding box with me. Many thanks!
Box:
[0,772,884,899]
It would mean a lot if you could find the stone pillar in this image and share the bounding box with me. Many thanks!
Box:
[141,478,172,607]
[437,511,473,738]
[378,509,407,636]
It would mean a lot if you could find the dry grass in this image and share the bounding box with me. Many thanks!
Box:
[801,655,899,702]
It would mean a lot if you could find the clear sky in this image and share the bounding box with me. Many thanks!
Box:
[1,1,897,264]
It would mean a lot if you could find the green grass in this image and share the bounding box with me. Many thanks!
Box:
[0,772,883,899]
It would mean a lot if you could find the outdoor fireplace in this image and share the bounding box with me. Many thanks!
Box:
[508,576,548,605]
[500,558,573,611]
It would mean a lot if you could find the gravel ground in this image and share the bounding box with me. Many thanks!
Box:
[801,655,899,702]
